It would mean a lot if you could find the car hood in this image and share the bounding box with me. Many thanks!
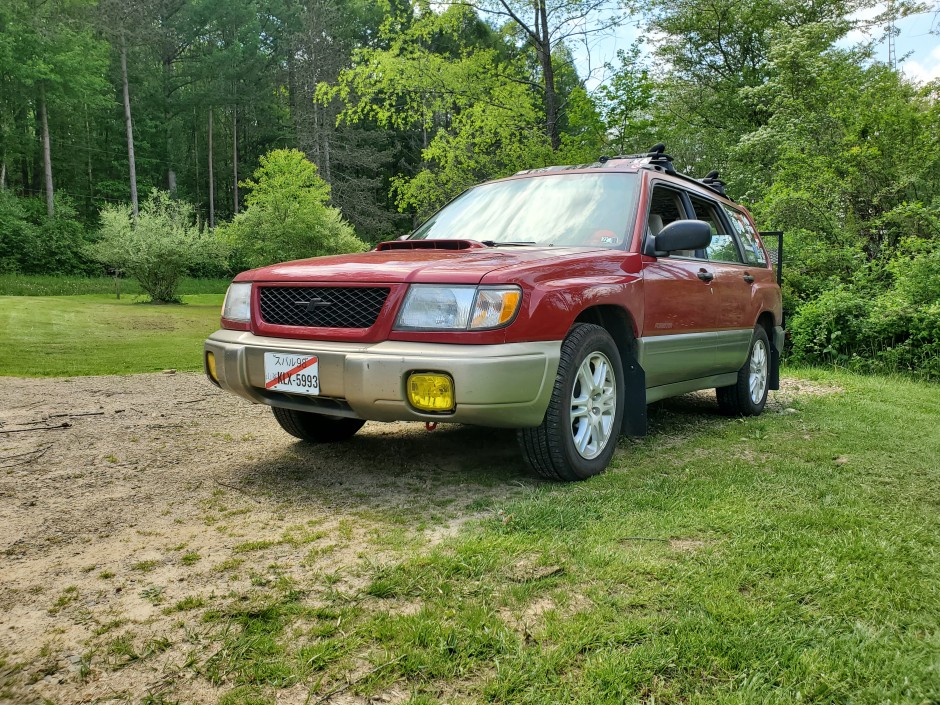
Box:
[237,247,604,285]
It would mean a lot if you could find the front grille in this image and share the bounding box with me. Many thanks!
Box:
[258,286,390,328]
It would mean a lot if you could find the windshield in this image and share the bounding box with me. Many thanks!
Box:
[410,173,639,248]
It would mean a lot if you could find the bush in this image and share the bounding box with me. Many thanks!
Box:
[788,240,940,380]
[0,192,39,274]
[218,149,366,269]
[0,193,96,275]
[788,286,871,364]
[89,191,226,303]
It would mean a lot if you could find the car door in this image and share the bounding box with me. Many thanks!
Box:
[685,192,754,373]
[640,184,717,387]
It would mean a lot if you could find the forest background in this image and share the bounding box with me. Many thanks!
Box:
[0,0,938,378]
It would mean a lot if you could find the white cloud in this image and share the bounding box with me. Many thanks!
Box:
[902,58,940,84]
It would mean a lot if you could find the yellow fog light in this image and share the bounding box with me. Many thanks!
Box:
[407,373,455,412]
[206,351,219,383]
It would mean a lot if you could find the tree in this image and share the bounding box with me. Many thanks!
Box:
[324,4,553,217]
[455,0,626,150]
[90,190,225,302]
[218,149,366,268]
[596,45,655,156]
[0,0,109,215]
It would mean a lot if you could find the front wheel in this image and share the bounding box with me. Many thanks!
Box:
[271,407,365,443]
[518,324,625,481]
[716,326,770,416]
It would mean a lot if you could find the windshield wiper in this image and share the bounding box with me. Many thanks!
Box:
[480,240,538,247]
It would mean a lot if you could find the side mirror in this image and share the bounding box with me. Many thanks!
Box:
[652,220,712,255]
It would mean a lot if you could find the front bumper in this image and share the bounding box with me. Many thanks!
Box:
[204,330,561,428]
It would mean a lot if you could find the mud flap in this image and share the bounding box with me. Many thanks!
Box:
[622,356,648,437]
[769,344,780,391]
[769,326,784,391]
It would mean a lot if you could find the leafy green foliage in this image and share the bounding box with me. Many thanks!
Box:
[90,191,225,303]
[596,45,656,156]
[218,149,366,268]
[325,4,554,217]
[788,233,940,379]
[0,193,96,275]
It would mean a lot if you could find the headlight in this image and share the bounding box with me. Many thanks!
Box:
[222,282,252,322]
[395,285,522,331]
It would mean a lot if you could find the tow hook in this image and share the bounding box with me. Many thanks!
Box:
[425,421,438,432]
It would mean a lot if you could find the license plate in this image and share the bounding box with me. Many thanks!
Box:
[263,352,320,395]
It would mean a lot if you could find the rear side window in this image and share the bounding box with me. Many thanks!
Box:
[689,194,741,263]
[722,205,767,265]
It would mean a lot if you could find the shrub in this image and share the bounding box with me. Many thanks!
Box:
[788,285,871,364]
[0,193,97,275]
[217,149,366,269]
[89,191,226,303]
[788,243,940,380]
[0,191,39,274]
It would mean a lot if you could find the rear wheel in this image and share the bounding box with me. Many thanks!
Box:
[716,326,770,416]
[271,407,365,443]
[518,324,625,481]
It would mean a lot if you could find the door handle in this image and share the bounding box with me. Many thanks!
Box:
[697,269,714,282]
[743,273,755,284]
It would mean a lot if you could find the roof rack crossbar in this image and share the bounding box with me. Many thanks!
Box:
[597,145,730,198]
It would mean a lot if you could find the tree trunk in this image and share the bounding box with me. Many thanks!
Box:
[232,105,239,214]
[84,106,94,198]
[39,86,54,217]
[194,109,200,208]
[121,41,139,220]
[208,108,215,228]
[536,1,560,151]
[0,160,6,190]
[320,105,331,184]
[163,44,176,196]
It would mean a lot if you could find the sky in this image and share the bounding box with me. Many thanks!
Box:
[856,6,940,83]
[571,3,940,91]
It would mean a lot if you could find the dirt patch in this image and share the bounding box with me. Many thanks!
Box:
[0,373,840,703]
[0,373,535,704]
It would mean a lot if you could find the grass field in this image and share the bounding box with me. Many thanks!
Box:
[0,294,223,376]
[1,289,938,702]
[195,371,940,704]
[0,274,230,297]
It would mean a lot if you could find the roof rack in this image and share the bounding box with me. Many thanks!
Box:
[599,143,676,174]
[598,144,730,198]
[699,170,727,197]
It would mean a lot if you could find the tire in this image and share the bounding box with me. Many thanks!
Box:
[271,406,365,443]
[716,326,770,416]
[518,324,625,481]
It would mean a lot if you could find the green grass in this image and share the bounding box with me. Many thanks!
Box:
[0,293,223,376]
[0,274,230,296]
[200,370,940,704]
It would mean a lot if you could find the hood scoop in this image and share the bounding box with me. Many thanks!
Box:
[375,239,487,251]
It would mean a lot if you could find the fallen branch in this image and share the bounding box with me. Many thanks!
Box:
[0,446,50,460]
[307,656,405,705]
[0,422,71,435]
[213,479,262,503]
[49,411,105,418]
[0,446,51,468]
[620,536,669,542]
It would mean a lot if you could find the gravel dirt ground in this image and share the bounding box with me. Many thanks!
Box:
[0,373,836,704]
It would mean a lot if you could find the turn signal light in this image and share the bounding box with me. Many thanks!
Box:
[407,373,455,412]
